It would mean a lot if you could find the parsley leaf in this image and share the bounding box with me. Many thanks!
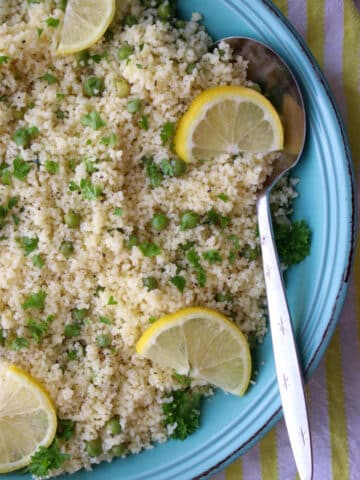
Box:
[138,241,162,257]
[79,178,102,200]
[163,389,202,440]
[41,72,59,85]
[45,17,60,28]
[17,236,39,256]
[13,127,39,149]
[81,110,106,130]
[100,133,117,147]
[27,318,48,343]
[45,160,59,174]
[22,290,47,310]
[172,373,192,387]
[217,193,229,202]
[274,219,311,266]
[0,56,9,64]
[32,254,45,268]
[27,439,70,477]
[142,155,163,188]
[139,114,149,130]
[107,295,118,305]
[202,249,222,264]
[57,418,75,441]
[160,121,175,146]
[13,156,32,180]
[114,207,123,216]
[170,275,186,292]
[205,208,230,230]
[186,249,206,287]
[9,337,29,350]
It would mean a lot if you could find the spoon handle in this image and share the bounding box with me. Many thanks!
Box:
[257,193,313,480]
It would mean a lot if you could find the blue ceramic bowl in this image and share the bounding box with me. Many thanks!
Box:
[6,1,356,479]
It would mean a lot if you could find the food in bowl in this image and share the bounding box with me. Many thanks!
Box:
[0,0,310,477]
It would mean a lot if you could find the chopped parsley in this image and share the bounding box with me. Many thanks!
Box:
[274,219,311,266]
[83,76,105,97]
[205,208,230,230]
[13,126,39,149]
[56,418,75,441]
[17,236,39,256]
[227,234,240,249]
[241,245,259,261]
[9,337,29,350]
[186,249,206,287]
[32,254,45,268]
[172,373,192,387]
[148,316,157,324]
[139,114,149,130]
[170,275,186,293]
[79,178,103,200]
[41,72,59,85]
[160,121,175,146]
[100,133,117,147]
[45,17,60,28]
[202,249,223,264]
[107,296,118,305]
[142,276,158,291]
[114,207,123,216]
[71,309,88,322]
[160,158,186,177]
[45,160,60,174]
[22,290,47,310]
[215,292,233,303]
[139,241,162,257]
[27,319,48,343]
[36,27,43,38]
[124,233,139,249]
[99,316,112,325]
[163,389,202,440]
[143,156,163,189]
[64,323,81,338]
[0,56,9,65]
[217,193,230,202]
[27,439,70,477]
[81,110,106,130]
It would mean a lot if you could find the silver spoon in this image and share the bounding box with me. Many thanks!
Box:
[215,37,313,479]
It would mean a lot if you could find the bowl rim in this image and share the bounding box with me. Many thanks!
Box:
[195,0,357,478]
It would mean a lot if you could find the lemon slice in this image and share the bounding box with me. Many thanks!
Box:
[0,364,57,473]
[174,85,284,163]
[136,307,252,395]
[57,0,116,55]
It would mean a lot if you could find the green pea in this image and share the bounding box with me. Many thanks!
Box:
[142,276,158,291]
[85,438,103,457]
[111,444,125,457]
[151,213,169,231]
[185,63,196,74]
[64,211,81,228]
[127,99,141,114]
[106,417,122,435]
[180,211,200,231]
[60,240,74,258]
[83,77,105,97]
[158,2,174,20]
[96,334,111,348]
[118,43,135,61]
[170,158,186,177]
[116,77,130,98]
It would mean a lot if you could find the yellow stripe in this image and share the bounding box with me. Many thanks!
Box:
[306,0,325,67]
[272,0,288,16]
[259,427,278,480]
[343,0,360,171]
[325,330,350,480]
[225,458,243,480]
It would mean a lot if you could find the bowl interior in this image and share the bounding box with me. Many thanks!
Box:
[5,1,354,479]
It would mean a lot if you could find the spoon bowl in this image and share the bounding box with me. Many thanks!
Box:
[214,37,313,480]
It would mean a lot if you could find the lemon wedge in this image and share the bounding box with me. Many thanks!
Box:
[57,0,116,56]
[0,364,57,473]
[136,307,252,396]
[174,85,284,163]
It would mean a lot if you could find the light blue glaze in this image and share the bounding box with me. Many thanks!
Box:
[5,1,355,479]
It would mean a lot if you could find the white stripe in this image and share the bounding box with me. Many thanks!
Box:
[287,0,307,38]
[308,360,332,480]
[338,281,360,480]
[242,443,262,480]
[276,419,297,479]
[324,0,347,119]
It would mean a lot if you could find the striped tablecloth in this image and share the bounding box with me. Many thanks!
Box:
[213,1,360,479]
